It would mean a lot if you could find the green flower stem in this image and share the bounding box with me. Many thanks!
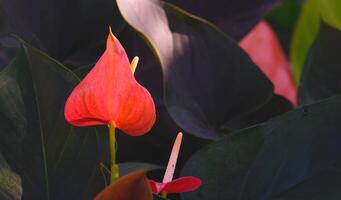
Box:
[109,122,119,182]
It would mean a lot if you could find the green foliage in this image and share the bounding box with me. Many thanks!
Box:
[117,0,275,140]
[316,0,341,31]
[182,94,341,200]
[118,162,162,176]
[0,152,22,200]
[153,195,169,200]
[167,0,280,40]
[0,0,124,67]
[267,0,301,52]
[273,161,341,199]
[290,0,320,82]
[299,22,341,105]
[0,39,108,199]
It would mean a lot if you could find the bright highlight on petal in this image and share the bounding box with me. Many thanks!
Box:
[163,132,182,183]
[239,20,297,105]
[64,29,156,136]
[148,132,202,196]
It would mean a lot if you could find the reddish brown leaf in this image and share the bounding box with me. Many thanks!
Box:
[95,170,153,200]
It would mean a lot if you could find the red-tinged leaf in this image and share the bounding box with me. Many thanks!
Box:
[239,21,297,105]
[95,170,153,200]
[149,177,202,194]
[64,31,156,136]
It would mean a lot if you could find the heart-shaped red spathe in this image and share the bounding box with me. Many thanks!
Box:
[149,176,202,194]
[64,30,156,136]
[239,20,297,105]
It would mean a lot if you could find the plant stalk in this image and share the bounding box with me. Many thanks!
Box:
[109,122,119,182]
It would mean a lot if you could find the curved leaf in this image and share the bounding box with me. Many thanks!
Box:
[117,0,273,139]
[94,170,152,200]
[316,0,341,31]
[0,38,108,200]
[290,0,320,82]
[182,94,341,200]
[273,160,341,200]
[298,22,341,105]
[167,0,280,40]
[226,95,293,129]
[1,0,124,67]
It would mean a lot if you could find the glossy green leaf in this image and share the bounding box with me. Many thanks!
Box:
[182,94,341,200]
[316,0,341,31]
[290,0,320,82]
[117,0,273,140]
[298,22,341,105]
[0,39,108,199]
[0,152,22,200]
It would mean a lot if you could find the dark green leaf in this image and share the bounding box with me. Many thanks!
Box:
[0,35,19,70]
[115,106,209,171]
[119,162,162,176]
[226,95,293,130]
[0,1,9,33]
[267,0,301,32]
[167,0,280,40]
[153,195,169,200]
[0,39,108,200]
[267,0,301,53]
[182,94,341,200]
[298,22,341,105]
[1,0,124,67]
[0,152,22,200]
[273,161,341,200]
[117,0,273,140]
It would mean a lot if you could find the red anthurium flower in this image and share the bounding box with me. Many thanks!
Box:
[149,177,201,195]
[148,133,202,197]
[64,28,156,136]
[239,20,297,105]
